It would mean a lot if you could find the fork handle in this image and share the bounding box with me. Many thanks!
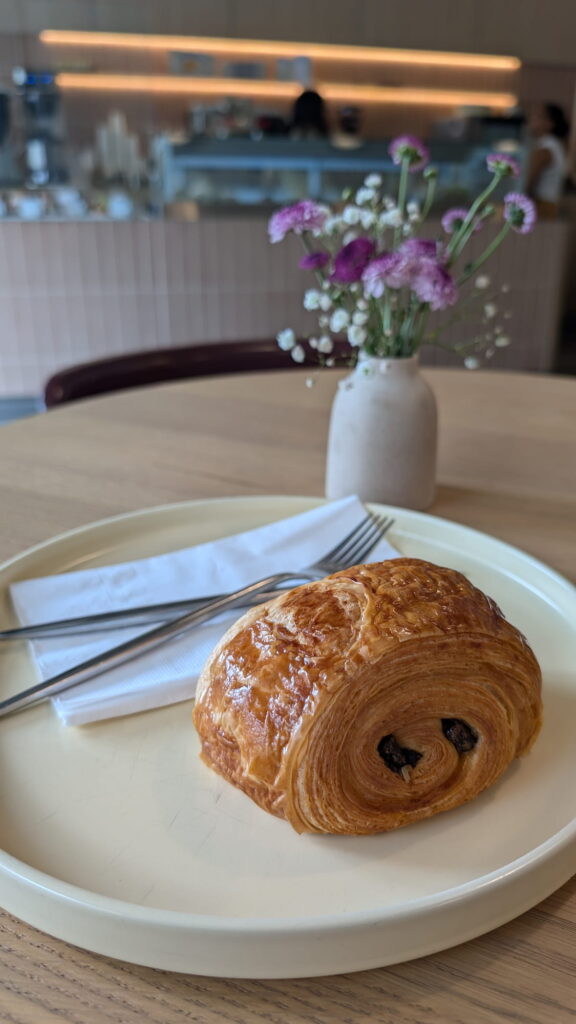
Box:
[0,571,299,719]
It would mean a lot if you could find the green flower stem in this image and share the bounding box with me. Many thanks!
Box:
[420,175,437,221]
[457,223,511,286]
[393,158,410,248]
[446,174,501,264]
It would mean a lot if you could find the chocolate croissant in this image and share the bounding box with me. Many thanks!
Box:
[193,559,542,834]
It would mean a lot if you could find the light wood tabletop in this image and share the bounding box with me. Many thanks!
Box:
[0,367,575,1024]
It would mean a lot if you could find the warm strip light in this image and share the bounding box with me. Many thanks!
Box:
[56,73,300,99]
[323,84,517,108]
[55,73,517,109]
[41,30,521,71]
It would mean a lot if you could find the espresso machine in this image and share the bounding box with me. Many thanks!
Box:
[12,67,67,186]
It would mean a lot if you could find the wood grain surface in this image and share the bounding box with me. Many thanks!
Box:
[0,367,575,1024]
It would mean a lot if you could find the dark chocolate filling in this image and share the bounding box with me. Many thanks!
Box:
[377,734,423,774]
[441,718,478,753]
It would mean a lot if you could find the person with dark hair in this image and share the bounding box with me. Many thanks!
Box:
[526,102,570,217]
[290,89,328,139]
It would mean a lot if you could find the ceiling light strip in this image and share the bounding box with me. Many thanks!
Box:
[41,31,521,71]
[55,73,517,109]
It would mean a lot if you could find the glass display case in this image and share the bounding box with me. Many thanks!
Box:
[153,135,527,214]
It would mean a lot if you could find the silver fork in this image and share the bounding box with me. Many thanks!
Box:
[0,512,394,718]
[0,514,394,642]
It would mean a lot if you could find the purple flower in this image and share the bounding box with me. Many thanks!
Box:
[331,237,375,283]
[389,135,429,172]
[503,192,537,234]
[299,251,330,270]
[363,240,458,310]
[400,238,441,261]
[268,200,328,243]
[486,153,521,177]
[441,207,483,235]
[362,252,413,296]
[412,261,458,311]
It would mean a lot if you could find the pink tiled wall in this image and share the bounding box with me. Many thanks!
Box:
[0,218,569,395]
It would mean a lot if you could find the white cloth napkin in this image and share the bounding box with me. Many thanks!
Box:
[10,496,399,727]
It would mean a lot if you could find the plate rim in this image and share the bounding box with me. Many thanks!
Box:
[1,495,575,943]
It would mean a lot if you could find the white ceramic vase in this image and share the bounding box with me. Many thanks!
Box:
[325,355,437,510]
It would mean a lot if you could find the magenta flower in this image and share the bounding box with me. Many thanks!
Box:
[389,135,429,172]
[441,207,483,235]
[299,251,330,270]
[503,193,537,234]
[412,261,458,310]
[486,153,520,177]
[331,237,375,284]
[268,200,328,243]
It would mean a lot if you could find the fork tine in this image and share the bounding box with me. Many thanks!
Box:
[343,514,393,566]
[313,512,374,566]
[324,512,383,565]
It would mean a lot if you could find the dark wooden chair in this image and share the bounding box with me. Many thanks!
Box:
[44,339,347,407]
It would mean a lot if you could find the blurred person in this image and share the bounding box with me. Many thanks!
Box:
[290,89,328,139]
[331,106,364,149]
[526,102,570,217]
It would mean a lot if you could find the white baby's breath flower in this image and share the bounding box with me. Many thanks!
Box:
[309,337,319,349]
[343,230,358,245]
[475,275,490,289]
[276,328,295,351]
[330,309,350,333]
[355,187,375,205]
[317,335,334,354]
[365,173,382,188]
[352,310,369,326]
[464,356,480,369]
[360,210,376,230]
[290,343,306,363]
[323,215,341,234]
[325,357,335,367]
[379,208,403,228]
[383,196,396,210]
[305,377,315,388]
[319,315,330,328]
[407,200,420,219]
[357,298,368,311]
[342,205,362,225]
[494,335,511,347]
[319,292,332,311]
[348,325,367,347]
[303,289,323,311]
[484,302,498,319]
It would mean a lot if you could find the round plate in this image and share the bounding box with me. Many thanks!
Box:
[0,496,575,978]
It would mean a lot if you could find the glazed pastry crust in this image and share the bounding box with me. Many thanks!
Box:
[193,558,542,834]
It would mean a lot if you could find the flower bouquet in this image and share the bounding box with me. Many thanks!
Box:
[267,137,536,510]
[268,137,535,369]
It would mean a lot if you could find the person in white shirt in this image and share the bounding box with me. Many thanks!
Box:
[526,103,570,217]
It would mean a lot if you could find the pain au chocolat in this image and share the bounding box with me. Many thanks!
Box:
[193,558,542,834]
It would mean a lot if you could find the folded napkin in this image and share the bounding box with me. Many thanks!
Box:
[10,496,399,727]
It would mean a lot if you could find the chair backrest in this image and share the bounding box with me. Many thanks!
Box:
[44,339,348,407]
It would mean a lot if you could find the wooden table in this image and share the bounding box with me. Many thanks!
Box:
[1,368,575,1024]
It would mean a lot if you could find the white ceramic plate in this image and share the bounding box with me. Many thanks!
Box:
[0,496,575,979]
